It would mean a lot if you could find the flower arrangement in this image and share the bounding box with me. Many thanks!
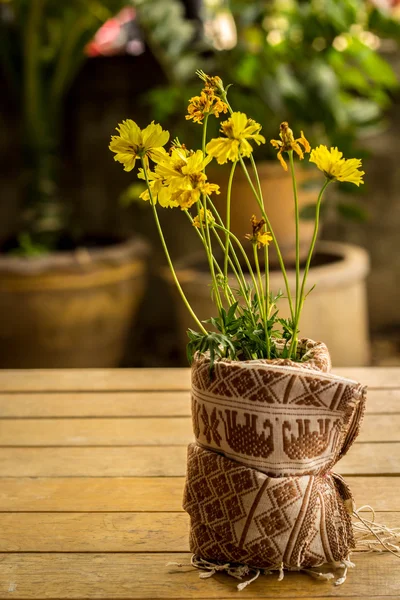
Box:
[109,70,365,367]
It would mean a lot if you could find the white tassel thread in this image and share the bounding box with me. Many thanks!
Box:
[353,505,400,558]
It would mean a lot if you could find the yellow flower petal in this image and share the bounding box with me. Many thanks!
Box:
[117,119,142,146]
[141,122,170,149]
[109,119,170,172]
[270,122,310,170]
[206,138,240,164]
[310,145,364,186]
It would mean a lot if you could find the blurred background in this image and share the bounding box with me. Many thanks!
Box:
[1,0,400,369]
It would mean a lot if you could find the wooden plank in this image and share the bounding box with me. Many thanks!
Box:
[0,369,191,392]
[0,414,398,446]
[0,367,398,393]
[0,417,195,447]
[0,476,397,513]
[0,392,191,418]
[335,367,400,388]
[363,389,400,413]
[0,447,188,477]
[0,512,190,552]
[0,444,398,477]
[0,552,399,598]
[0,388,397,419]
[0,511,397,552]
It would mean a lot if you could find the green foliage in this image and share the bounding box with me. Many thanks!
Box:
[134,0,198,82]
[119,182,147,207]
[219,0,399,158]
[337,200,369,222]
[11,233,48,257]
[0,0,128,251]
[186,294,296,372]
[143,0,399,160]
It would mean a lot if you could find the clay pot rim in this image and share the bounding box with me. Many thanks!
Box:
[163,241,370,291]
[0,235,149,275]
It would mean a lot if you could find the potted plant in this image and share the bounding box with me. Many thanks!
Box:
[110,70,400,586]
[0,0,148,367]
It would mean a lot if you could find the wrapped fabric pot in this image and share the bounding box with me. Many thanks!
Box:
[183,339,367,573]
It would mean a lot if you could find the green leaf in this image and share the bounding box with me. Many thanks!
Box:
[300,202,328,221]
[337,201,369,222]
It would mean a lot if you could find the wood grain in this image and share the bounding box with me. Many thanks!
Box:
[0,417,195,446]
[336,367,400,388]
[0,392,190,418]
[0,388,397,419]
[0,477,397,512]
[0,444,399,477]
[0,367,398,600]
[0,512,397,552]
[0,369,191,392]
[0,446,188,477]
[0,367,397,393]
[0,414,398,446]
[0,512,190,552]
[0,552,399,598]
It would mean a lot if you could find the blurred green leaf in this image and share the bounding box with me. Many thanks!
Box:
[337,201,369,222]
[119,183,147,207]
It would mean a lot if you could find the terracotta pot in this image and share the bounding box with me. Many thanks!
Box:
[163,241,370,367]
[210,161,321,265]
[0,237,148,367]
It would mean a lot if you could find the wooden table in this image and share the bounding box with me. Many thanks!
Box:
[0,367,399,599]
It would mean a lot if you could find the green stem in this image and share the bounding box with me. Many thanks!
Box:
[49,14,90,122]
[239,156,295,321]
[249,154,270,357]
[202,114,209,155]
[205,200,254,320]
[24,0,46,145]
[185,210,236,307]
[253,243,266,324]
[198,113,225,318]
[212,230,247,302]
[141,158,207,335]
[288,150,300,336]
[197,199,224,318]
[224,161,237,279]
[289,178,331,356]
[215,224,261,307]
[264,244,270,358]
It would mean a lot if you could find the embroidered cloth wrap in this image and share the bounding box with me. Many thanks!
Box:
[183,339,367,569]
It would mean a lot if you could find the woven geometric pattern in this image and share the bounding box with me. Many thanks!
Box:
[191,340,366,476]
[184,339,367,571]
[184,443,355,569]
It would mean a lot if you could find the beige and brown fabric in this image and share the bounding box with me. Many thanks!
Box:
[184,339,367,570]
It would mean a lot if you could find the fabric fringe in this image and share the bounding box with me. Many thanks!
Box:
[167,505,400,592]
[167,505,400,591]
[353,505,400,558]
[166,555,352,590]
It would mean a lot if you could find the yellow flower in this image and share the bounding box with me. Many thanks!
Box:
[309,145,365,186]
[206,112,266,164]
[109,120,169,171]
[186,91,228,124]
[137,168,179,208]
[245,215,273,249]
[270,122,310,171]
[196,70,225,95]
[139,147,220,210]
[193,207,216,229]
